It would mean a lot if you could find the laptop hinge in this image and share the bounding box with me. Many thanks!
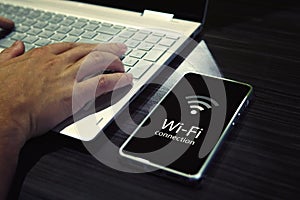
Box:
[142,10,174,21]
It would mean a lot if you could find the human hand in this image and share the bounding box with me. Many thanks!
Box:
[0,16,14,30]
[0,41,133,146]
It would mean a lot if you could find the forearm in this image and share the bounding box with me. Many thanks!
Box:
[0,123,25,200]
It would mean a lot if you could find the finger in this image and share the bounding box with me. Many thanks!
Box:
[93,43,127,58]
[74,73,133,108]
[60,42,127,64]
[0,16,14,30]
[43,42,95,55]
[0,40,25,62]
[75,51,125,81]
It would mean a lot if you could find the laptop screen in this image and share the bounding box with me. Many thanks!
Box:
[69,0,208,23]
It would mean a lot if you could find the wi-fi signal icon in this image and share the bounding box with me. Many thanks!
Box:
[185,95,219,115]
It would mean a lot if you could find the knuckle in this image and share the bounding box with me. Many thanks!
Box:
[28,46,45,55]
[45,56,60,68]
[63,42,76,49]
[98,76,107,88]
[90,51,105,61]
[97,75,111,93]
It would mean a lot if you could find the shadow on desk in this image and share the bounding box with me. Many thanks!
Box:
[8,133,85,200]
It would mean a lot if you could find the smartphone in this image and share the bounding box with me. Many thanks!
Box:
[119,72,253,184]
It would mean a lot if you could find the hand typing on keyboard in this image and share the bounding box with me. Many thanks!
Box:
[0,16,133,200]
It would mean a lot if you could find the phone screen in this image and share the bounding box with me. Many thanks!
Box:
[120,72,253,180]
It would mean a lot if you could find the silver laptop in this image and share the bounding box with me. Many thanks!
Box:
[0,0,208,141]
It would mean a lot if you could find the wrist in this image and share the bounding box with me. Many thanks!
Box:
[0,127,26,156]
[0,119,25,200]
[0,112,27,153]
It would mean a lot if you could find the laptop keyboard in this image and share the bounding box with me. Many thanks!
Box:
[0,3,181,79]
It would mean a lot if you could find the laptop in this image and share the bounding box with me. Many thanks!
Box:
[0,0,208,141]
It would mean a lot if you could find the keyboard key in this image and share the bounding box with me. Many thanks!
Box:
[97,26,120,35]
[166,34,180,40]
[45,24,60,31]
[24,43,36,51]
[94,34,112,42]
[145,35,161,44]
[28,10,41,18]
[122,57,138,67]
[119,31,134,38]
[72,21,86,29]
[51,33,66,41]
[159,38,175,47]
[77,38,99,44]
[110,37,127,43]
[0,39,15,48]
[22,19,36,26]
[152,32,165,37]
[129,60,153,79]
[23,36,39,44]
[90,20,100,25]
[63,36,79,43]
[49,16,63,24]
[33,21,48,29]
[81,31,97,39]
[39,30,54,38]
[127,28,138,32]
[11,32,26,40]
[124,48,132,56]
[125,40,140,48]
[143,49,165,62]
[113,25,125,29]
[84,24,99,31]
[69,29,84,36]
[15,25,30,33]
[78,18,89,23]
[102,22,113,27]
[35,38,51,46]
[137,43,154,51]
[140,30,152,34]
[129,50,146,59]
[66,16,77,21]
[37,13,52,21]
[13,16,25,24]
[132,33,148,41]
[57,26,72,34]
[27,28,42,36]
[60,19,75,26]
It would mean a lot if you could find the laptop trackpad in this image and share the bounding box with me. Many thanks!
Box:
[54,84,132,132]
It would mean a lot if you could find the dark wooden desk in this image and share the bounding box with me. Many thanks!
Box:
[9,0,300,199]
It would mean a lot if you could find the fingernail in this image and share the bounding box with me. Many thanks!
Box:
[12,40,20,47]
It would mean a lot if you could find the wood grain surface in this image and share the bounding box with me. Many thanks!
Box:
[7,0,300,199]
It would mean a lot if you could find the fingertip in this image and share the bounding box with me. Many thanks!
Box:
[115,43,127,54]
[118,72,134,89]
[125,72,133,83]
[14,40,25,50]
[0,40,25,61]
[11,40,25,55]
[0,16,15,30]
